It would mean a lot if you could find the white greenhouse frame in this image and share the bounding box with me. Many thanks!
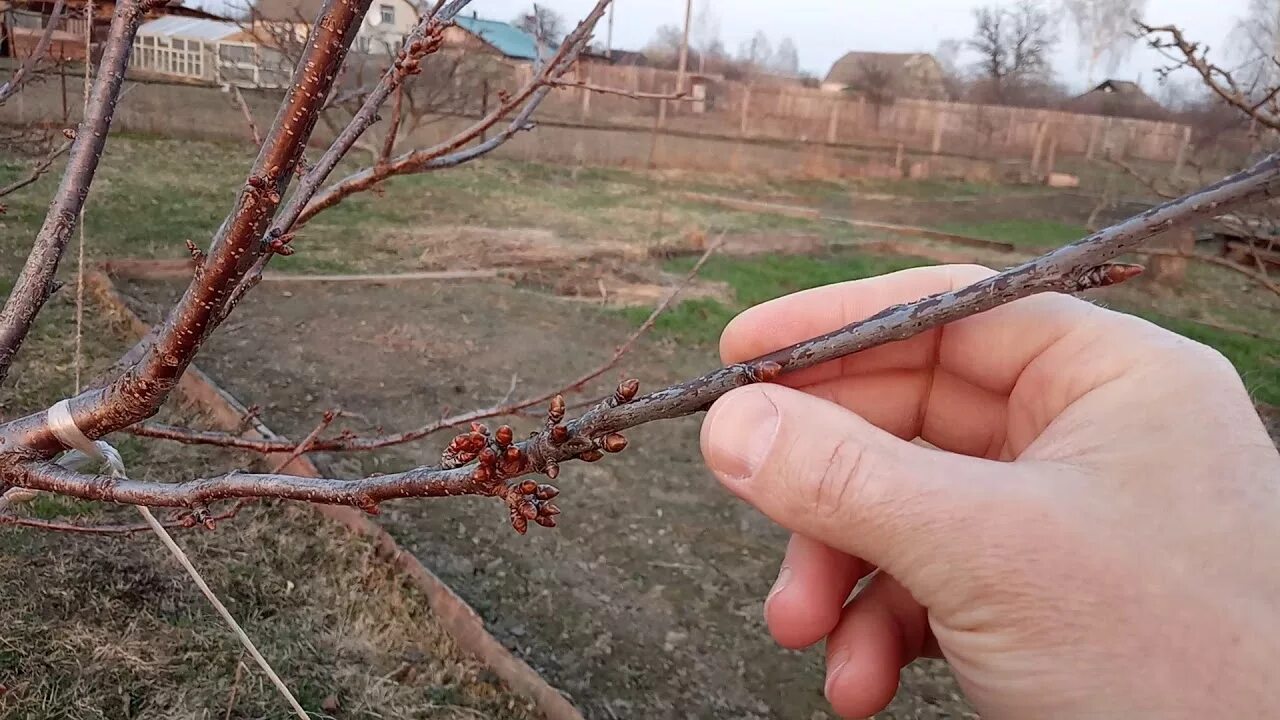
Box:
[131,17,288,88]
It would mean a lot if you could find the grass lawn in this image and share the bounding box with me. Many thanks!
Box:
[630,252,1280,406]
[937,218,1089,249]
[623,252,930,345]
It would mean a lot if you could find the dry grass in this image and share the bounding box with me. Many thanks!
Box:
[0,286,536,720]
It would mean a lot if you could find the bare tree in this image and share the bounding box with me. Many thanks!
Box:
[0,0,1276,557]
[737,30,772,78]
[690,0,720,72]
[1230,0,1280,96]
[847,59,896,126]
[772,37,800,76]
[513,3,566,46]
[968,0,1057,104]
[1064,0,1148,85]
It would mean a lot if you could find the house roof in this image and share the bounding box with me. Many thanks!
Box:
[453,15,542,60]
[1064,79,1167,119]
[137,15,243,41]
[824,51,938,86]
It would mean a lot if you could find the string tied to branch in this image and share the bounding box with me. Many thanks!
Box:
[46,399,311,720]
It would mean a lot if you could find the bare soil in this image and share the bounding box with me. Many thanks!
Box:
[122,277,972,720]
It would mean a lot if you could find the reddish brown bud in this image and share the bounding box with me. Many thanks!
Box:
[247,174,267,188]
[472,464,491,482]
[356,496,380,515]
[749,361,783,383]
[536,484,560,500]
[470,422,490,436]
[519,479,539,495]
[550,425,569,444]
[534,515,558,528]
[510,512,528,535]
[548,394,566,424]
[601,433,628,453]
[541,503,561,516]
[1100,263,1144,286]
[505,446,522,462]
[579,449,604,463]
[62,127,77,140]
[517,499,539,520]
[614,378,640,404]
[478,447,497,466]
[543,462,560,480]
[495,425,514,447]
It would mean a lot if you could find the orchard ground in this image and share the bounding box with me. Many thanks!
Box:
[1,136,1275,718]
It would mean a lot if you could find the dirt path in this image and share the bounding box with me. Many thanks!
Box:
[124,279,971,720]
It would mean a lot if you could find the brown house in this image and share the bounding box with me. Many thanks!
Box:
[822,51,946,100]
[1063,79,1168,120]
[1,0,220,61]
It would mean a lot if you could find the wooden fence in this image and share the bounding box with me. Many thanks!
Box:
[523,61,1193,166]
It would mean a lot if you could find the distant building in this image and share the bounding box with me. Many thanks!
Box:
[447,13,545,61]
[822,51,946,100]
[1062,79,1168,120]
[132,16,293,86]
[250,0,419,54]
[604,49,648,66]
[1,0,220,62]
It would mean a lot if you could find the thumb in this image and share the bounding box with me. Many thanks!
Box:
[701,384,1014,587]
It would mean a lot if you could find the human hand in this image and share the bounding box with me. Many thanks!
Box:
[700,264,1280,719]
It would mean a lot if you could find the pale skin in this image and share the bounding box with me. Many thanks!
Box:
[700,264,1280,719]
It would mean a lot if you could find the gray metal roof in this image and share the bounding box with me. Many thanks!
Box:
[137,16,244,41]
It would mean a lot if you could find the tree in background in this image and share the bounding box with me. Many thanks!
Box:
[967,0,1058,105]
[737,30,773,79]
[643,23,685,67]
[514,3,566,46]
[772,37,800,76]
[1230,0,1280,95]
[934,38,968,100]
[1064,0,1149,85]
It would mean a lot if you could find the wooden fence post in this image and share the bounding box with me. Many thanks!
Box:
[1086,117,1102,159]
[931,110,945,155]
[1030,121,1048,175]
[740,85,752,137]
[1044,135,1058,178]
[826,100,840,144]
[1172,125,1192,178]
[578,63,590,121]
[894,142,905,177]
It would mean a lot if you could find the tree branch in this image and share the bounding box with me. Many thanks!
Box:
[0,0,68,106]
[295,0,612,226]
[0,0,147,384]
[127,235,725,455]
[547,79,689,100]
[0,0,373,456]
[10,153,1280,530]
[1140,22,1280,132]
[0,137,73,202]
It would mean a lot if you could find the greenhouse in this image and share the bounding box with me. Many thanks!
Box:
[132,15,290,87]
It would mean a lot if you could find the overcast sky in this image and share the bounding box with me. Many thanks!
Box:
[453,0,1247,94]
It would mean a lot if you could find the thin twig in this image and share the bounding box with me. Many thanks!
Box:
[230,85,263,147]
[1130,248,1280,296]
[0,138,72,200]
[548,79,689,100]
[127,235,724,455]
